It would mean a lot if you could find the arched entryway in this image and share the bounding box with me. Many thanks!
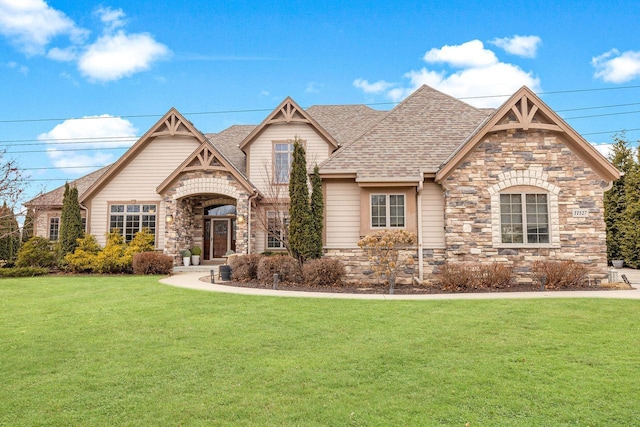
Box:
[203,203,237,260]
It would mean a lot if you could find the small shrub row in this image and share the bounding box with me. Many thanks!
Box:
[532,260,588,289]
[228,254,346,286]
[436,263,513,292]
[132,252,173,275]
[16,237,58,269]
[0,267,50,278]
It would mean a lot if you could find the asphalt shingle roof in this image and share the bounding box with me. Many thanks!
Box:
[205,125,255,176]
[26,165,111,207]
[319,85,493,180]
[306,105,387,146]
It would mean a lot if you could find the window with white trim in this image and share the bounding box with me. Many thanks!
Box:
[274,142,295,184]
[109,204,156,243]
[500,193,549,244]
[267,211,289,249]
[371,194,405,228]
[49,217,60,241]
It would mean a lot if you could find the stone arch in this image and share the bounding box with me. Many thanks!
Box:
[173,177,240,201]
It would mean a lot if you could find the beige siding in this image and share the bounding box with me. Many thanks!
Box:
[421,181,445,248]
[325,181,360,248]
[88,135,201,246]
[254,229,266,254]
[247,123,332,193]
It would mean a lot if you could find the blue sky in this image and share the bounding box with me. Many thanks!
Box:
[2,0,640,205]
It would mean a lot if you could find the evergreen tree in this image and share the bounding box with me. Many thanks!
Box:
[22,208,35,243]
[309,164,324,259]
[59,183,84,258]
[288,138,312,263]
[621,148,640,268]
[0,201,20,263]
[604,135,634,262]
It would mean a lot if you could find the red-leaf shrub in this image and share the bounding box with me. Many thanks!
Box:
[532,260,588,289]
[257,255,302,284]
[302,258,346,286]
[229,254,263,281]
[436,263,513,292]
[132,251,173,275]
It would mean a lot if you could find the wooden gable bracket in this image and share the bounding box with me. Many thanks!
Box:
[151,113,195,138]
[269,101,310,125]
[183,146,225,172]
[490,95,562,133]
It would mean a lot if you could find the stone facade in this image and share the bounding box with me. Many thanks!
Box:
[161,170,251,264]
[441,130,610,282]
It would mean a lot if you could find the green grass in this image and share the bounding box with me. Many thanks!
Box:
[1,276,639,426]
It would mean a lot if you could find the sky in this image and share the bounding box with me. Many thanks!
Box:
[2,0,640,208]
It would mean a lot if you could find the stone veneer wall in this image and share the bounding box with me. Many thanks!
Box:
[441,130,610,282]
[161,170,251,264]
[324,247,446,284]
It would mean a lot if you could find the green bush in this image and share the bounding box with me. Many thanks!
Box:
[229,254,263,281]
[257,255,302,284]
[64,235,101,273]
[532,260,588,289]
[95,232,127,274]
[132,252,173,275]
[16,237,57,269]
[122,229,155,269]
[302,258,345,286]
[0,267,49,277]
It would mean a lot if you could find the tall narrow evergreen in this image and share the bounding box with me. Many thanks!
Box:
[604,135,634,262]
[288,138,312,262]
[621,149,640,268]
[22,208,35,243]
[60,183,84,257]
[309,164,324,259]
[0,201,20,263]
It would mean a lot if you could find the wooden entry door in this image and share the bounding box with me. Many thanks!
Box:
[212,219,229,258]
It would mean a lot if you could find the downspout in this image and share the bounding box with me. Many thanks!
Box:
[247,190,259,254]
[416,180,424,283]
[79,203,89,233]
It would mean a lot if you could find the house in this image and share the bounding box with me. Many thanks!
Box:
[26,85,621,282]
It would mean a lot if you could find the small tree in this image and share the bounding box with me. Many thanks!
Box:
[358,229,417,294]
[621,148,640,268]
[59,184,84,259]
[22,208,35,243]
[288,138,313,262]
[0,201,20,263]
[309,164,323,259]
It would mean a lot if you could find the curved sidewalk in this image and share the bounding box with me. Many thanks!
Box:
[160,269,640,300]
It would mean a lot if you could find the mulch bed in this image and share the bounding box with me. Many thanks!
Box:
[201,277,618,295]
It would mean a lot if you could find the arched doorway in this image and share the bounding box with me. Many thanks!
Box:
[203,204,237,260]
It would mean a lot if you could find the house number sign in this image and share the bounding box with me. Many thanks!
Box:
[572,209,589,218]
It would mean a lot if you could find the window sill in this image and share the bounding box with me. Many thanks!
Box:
[494,243,560,249]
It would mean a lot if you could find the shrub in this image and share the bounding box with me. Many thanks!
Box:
[229,254,263,281]
[16,237,57,269]
[436,263,513,292]
[532,260,588,289]
[191,246,202,256]
[132,252,173,275]
[0,267,49,277]
[64,235,101,273]
[95,232,127,274]
[257,255,302,284]
[121,229,155,269]
[302,258,345,286]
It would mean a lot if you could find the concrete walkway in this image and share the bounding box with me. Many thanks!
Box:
[159,268,640,300]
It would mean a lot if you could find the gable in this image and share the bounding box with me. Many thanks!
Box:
[436,86,621,183]
[239,97,339,151]
[80,108,208,203]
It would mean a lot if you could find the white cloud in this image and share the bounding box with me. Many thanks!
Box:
[47,46,77,61]
[6,60,29,74]
[95,6,126,33]
[490,35,541,58]
[353,78,395,94]
[423,40,498,68]
[591,142,613,159]
[78,30,170,82]
[355,40,541,108]
[592,49,640,83]
[0,0,88,55]
[38,115,137,174]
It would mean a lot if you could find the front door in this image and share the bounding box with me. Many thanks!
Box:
[212,219,229,258]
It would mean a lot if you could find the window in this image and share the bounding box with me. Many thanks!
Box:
[109,204,156,243]
[371,194,405,228]
[267,211,288,249]
[500,193,549,244]
[49,217,60,241]
[274,142,295,184]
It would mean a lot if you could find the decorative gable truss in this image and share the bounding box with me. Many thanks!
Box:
[184,145,225,172]
[490,94,562,133]
[270,100,310,124]
[151,112,196,137]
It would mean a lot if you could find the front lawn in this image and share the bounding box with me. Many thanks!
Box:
[1,276,638,426]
